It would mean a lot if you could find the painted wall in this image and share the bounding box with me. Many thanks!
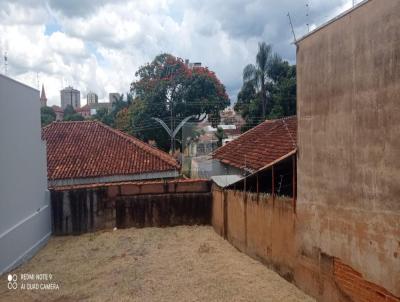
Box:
[0,75,51,274]
[297,0,400,297]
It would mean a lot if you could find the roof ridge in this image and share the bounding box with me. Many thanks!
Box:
[213,115,296,155]
[96,122,179,168]
[281,118,296,147]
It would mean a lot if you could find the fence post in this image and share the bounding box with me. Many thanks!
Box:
[272,165,275,204]
[292,154,297,213]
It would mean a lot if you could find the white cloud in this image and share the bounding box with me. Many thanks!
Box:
[0,0,355,106]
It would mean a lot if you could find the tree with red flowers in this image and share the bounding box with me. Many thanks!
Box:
[129,53,230,151]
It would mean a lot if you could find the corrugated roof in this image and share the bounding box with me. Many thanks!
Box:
[42,121,180,181]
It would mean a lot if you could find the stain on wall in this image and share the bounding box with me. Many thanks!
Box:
[297,0,400,297]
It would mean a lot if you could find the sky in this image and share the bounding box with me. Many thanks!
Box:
[0,0,360,106]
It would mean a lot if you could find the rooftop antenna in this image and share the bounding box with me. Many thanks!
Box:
[36,72,40,89]
[4,51,8,76]
[306,2,310,33]
[287,13,297,43]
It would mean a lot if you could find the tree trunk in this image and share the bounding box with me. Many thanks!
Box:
[261,81,267,118]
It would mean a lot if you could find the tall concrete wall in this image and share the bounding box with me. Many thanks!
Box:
[212,186,400,301]
[297,0,400,297]
[0,75,51,274]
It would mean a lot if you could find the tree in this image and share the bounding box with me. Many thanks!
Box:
[130,53,230,151]
[91,93,131,126]
[236,43,296,131]
[114,108,131,132]
[63,105,84,121]
[215,127,226,147]
[93,107,113,125]
[40,106,56,126]
[243,42,273,118]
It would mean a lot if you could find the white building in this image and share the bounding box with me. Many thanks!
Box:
[0,74,51,274]
[86,92,98,105]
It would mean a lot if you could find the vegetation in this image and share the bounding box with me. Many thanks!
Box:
[235,42,296,132]
[215,127,226,147]
[40,106,56,126]
[120,53,230,151]
[63,105,84,121]
[92,93,132,126]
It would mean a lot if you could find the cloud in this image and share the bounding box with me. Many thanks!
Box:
[0,0,356,106]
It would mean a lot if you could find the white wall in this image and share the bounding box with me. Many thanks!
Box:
[0,74,51,274]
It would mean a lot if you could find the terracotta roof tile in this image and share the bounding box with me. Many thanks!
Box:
[213,116,297,172]
[42,121,180,181]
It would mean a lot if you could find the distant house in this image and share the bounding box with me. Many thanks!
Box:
[42,121,180,189]
[186,109,244,179]
[212,116,297,180]
[76,102,112,118]
[51,105,64,121]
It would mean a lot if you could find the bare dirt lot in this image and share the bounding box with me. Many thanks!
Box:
[0,226,314,302]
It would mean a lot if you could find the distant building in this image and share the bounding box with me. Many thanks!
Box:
[185,59,202,69]
[51,105,64,121]
[86,92,98,105]
[76,102,111,118]
[40,84,47,107]
[60,86,80,109]
[109,93,120,104]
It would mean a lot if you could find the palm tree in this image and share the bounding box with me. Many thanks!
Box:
[243,42,273,118]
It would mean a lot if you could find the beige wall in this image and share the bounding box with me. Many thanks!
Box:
[212,188,296,280]
[297,0,400,296]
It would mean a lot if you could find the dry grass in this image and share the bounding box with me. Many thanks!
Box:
[0,226,314,302]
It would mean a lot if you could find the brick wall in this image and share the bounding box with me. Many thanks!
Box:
[334,259,400,302]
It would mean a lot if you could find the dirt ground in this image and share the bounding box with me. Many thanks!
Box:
[0,226,314,302]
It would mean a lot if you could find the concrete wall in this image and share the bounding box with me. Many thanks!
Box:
[297,0,400,297]
[212,186,400,301]
[51,180,212,234]
[0,75,51,274]
[191,157,244,179]
[212,188,296,280]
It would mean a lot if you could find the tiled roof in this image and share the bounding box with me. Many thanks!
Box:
[51,105,63,113]
[42,121,180,181]
[213,116,297,172]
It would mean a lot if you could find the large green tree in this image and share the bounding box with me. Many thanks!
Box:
[63,105,84,121]
[129,54,230,151]
[242,42,273,118]
[235,43,296,131]
[40,106,56,126]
